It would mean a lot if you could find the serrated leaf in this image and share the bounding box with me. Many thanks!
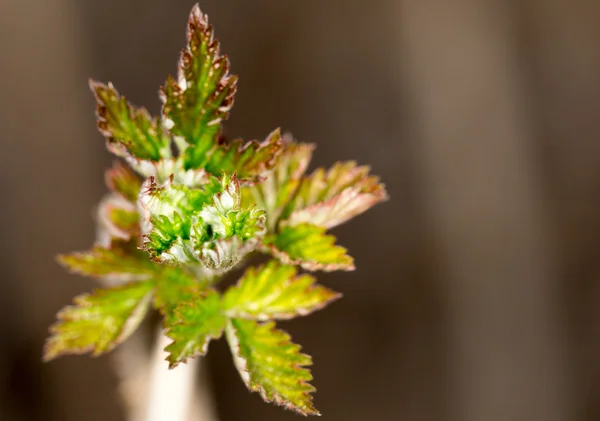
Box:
[153,266,206,324]
[44,281,154,361]
[105,161,142,202]
[265,223,354,272]
[243,139,315,231]
[223,261,340,321]
[58,240,155,282]
[91,80,171,161]
[284,161,388,229]
[204,129,283,183]
[164,290,226,368]
[161,4,237,168]
[225,319,318,416]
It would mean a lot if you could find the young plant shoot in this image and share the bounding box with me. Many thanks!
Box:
[44,4,388,416]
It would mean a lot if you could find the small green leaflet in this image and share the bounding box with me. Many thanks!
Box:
[203,129,283,183]
[161,4,238,169]
[283,161,388,229]
[91,80,171,161]
[242,140,315,231]
[223,260,340,320]
[265,223,355,271]
[44,281,154,361]
[165,290,226,368]
[226,319,319,416]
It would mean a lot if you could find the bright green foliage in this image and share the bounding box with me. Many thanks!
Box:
[265,223,355,271]
[226,319,318,416]
[44,281,154,361]
[91,81,171,161]
[223,261,340,320]
[153,266,205,319]
[46,3,388,416]
[165,290,225,367]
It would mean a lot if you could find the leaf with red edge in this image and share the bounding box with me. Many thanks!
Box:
[223,260,340,320]
[225,319,319,416]
[161,4,238,169]
[204,128,283,183]
[264,223,354,272]
[91,80,171,161]
[164,290,226,368]
[283,161,388,229]
[44,281,153,361]
[242,138,315,231]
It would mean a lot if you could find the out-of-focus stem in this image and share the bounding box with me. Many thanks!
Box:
[112,327,218,421]
[143,329,219,421]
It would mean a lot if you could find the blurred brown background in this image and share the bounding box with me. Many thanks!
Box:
[1,0,600,420]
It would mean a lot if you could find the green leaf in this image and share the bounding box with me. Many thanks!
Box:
[58,241,155,282]
[90,80,171,161]
[242,139,314,231]
[223,260,340,320]
[44,281,154,361]
[105,161,142,202]
[264,223,354,272]
[283,161,388,229]
[153,266,206,324]
[97,193,140,242]
[161,4,238,168]
[204,129,283,183]
[225,319,318,416]
[142,213,192,262]
[164,290,226,368]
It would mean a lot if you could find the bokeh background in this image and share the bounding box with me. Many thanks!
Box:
[1,0,600,420]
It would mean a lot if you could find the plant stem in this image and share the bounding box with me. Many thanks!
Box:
[144,328,219,421]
